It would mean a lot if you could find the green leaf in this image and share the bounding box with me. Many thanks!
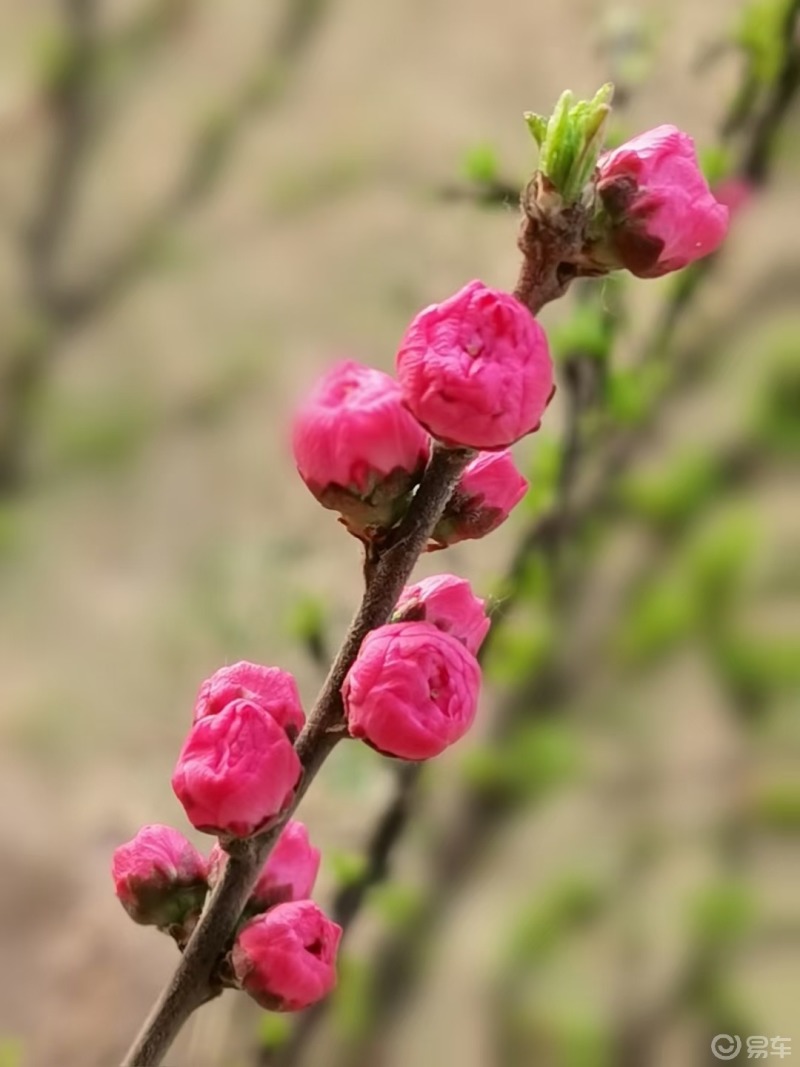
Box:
[257,1015,291,1051]
[618,452,723,531]
[688,881,757,948]
[712,631,800,704]
[551,302,614,363]
[524,112,549,147]
[331,955,373,1039]
[615,574,697,666]
[523,436,562,516]
[369,883,424,928]
[508,874,606,964]
[735,0,793,84]
[462,722,581,801]
[461,143,500,185]
[753,781,800,831]
[484,616,554,685]
[532,84,615,202]
[286,594,326,644]
[328,849,368,888]
[685,511,756,613]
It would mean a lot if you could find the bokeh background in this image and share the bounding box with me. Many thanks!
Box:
[0,1,798,1065]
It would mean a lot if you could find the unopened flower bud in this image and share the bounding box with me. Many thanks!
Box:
[342,621,481,760]
[395,280,554,450]
[432,449,528,546]
[172,699,301,838]
[111,824,207,931]
[231,901,342,1012]
[393,574,490,655]
[292,360,430,539]
[592,125,729,277]
[193,661,305,739]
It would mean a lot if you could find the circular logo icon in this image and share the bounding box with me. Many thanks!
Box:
[711,1035,742,1061]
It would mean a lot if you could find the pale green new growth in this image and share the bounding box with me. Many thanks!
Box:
[524,83,615,203]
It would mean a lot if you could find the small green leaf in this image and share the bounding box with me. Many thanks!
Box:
[618,452,723,531]
[753,782,800,831]
[258,1015,291,1051]
[328,849,368,888]
[508,874,606,964]
[524,112,549,147]
[688,881,757,948]
[484,616,554,685]
[615,574,697,666]
[461,143,500,185]
[369,883,424,928]
[332,956,373,1039]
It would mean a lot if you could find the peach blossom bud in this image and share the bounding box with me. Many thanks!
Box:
[393,574,490,655]
[111,824,207,930]
[432,449,528,546]
[292,360,430,538]
[172,699,301,838]
[193,661,305,739]
[395,280,554,449]
[232,901,342,1012]
[342,621,481,760]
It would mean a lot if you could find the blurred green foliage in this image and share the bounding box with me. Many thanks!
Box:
[688,880,758,950]
[460,143,501,187]
[618,452,727,533]
[753,781,800,830]
[735,0,796,84]
[507,874,607,966]
[331,956,374,1040]
[462,722,581,803]
[257,1014,291,1053]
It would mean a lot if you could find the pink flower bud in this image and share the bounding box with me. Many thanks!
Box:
[395,280,554,450]
[432,449,528,547]
[595,125,729,278]
[292,360,430,538]
[342,621,481,760]
[193,661,305,739]
[172,699,301,838]
[209,820,320,911]
[111,824,208,929]
[393,574,490,655]
[232,901,342,1012]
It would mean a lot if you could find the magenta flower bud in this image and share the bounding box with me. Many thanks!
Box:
[232,901,342,1012]
[395,280,554,450]
[432,449,528,547]
[172,699,301,838]
[342,621,481,760]
[595,125,729,278]
[393,574,490,655]
[292,360,430,538]
[111,824,208,930]
[209,820,320,911]
[193,661,305,739]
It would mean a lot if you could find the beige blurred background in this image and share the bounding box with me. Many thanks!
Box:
[0,1,797,1066]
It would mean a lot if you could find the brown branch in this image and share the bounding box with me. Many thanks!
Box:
[120,445,475,1067]
[263,761,424,1067]
[121,127,588,1060]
